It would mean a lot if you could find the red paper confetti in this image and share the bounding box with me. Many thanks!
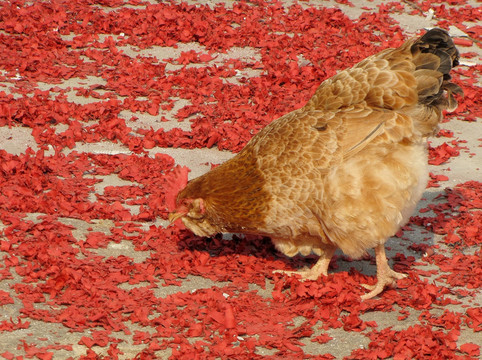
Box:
[460,343,480,357]
[0,0,480,358]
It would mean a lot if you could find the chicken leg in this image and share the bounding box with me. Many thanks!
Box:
[360,244,407,300]
[274,246,336,280]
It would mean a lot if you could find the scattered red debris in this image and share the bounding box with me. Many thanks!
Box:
[428,142,461,165]
[0,0,480,358]
[346,324,468,360]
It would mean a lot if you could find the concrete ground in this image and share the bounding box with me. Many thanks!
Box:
[0,0,480,359]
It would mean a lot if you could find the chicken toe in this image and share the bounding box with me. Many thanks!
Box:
[274,246,335,281]
[360,244,407,300]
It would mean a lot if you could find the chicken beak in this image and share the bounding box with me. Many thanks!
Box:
[168,211,184,224]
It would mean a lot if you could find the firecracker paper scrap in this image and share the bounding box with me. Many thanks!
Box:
[0,0,480,359]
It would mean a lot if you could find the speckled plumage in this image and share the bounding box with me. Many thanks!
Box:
[169,29,462,299]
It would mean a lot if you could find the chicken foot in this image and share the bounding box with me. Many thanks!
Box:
[360,244,407,300]
[274,246,336,281]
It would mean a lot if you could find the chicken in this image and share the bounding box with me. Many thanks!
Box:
[168,28,462,300]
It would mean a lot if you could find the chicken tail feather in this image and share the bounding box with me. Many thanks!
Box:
[411,28,463,111]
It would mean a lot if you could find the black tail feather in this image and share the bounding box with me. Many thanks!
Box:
[411,28,462,111]
[415,28,459,69]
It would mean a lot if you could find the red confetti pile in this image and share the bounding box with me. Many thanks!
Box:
[0,0,480,358]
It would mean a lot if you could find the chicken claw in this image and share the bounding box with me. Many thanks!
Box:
[273,268,325,281]
[274,247,335,281]
[360,244,407,300]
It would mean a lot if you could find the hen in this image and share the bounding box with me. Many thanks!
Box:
[169,29,462,299]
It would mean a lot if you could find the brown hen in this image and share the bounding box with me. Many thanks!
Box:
[169,29,462,299]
